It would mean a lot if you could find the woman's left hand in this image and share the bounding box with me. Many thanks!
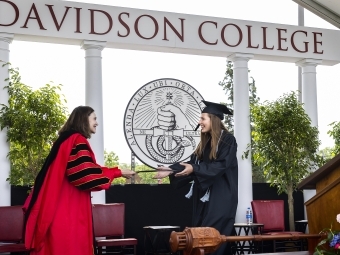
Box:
[175,162,193,177]
[153,166,173,179]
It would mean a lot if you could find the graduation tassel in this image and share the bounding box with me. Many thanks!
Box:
[200,189,210,202]
[185,182,194,199]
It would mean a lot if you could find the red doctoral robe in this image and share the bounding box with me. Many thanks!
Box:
[24,133,122,255]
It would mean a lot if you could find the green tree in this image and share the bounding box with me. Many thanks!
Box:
[119,162,130,170]
[327,121,340,156]
[250,91,323,230]
[135,163,170,184]
[218,60,265,182]
[318,146,335,162]
[0,66,68,186]
[104,150,119,167]
[104,150,126,184]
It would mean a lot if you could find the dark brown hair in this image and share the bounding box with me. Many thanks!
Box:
[194,113,227,160]
[59,106,94,138]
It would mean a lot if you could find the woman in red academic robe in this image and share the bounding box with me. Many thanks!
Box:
[23,106,135,255]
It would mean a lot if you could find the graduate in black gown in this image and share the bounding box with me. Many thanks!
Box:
[155,101,238,255]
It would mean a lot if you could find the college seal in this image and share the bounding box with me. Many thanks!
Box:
[123,78,204,168]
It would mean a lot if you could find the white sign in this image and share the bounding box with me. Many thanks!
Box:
[1,0,340,65]
[123,78,203,168]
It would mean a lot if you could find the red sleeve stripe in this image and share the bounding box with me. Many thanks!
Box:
[67,139,112,191]
[71,143,89,155]
[68,167,103,182]
[67,155,94,170]
[73,177,111,190]
[69,150,92,162]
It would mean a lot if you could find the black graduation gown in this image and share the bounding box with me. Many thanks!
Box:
[169,131,238,255]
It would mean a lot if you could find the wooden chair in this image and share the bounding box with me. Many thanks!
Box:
[251,200,304,252]
[92,203,137,255]
[0,205,30,254]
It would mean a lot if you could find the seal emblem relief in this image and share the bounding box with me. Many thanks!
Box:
[123,78,204,168]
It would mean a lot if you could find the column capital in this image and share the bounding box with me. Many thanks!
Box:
[227,53,254,62]
[0,33,14,44]
[295,58,322,67]
[81,40,106,51]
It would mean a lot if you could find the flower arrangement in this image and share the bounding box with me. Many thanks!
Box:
[315,214,340,255]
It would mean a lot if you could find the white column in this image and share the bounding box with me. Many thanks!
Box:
[296,58,322,229]
[0,33,13,206]
[296,59,321,128]
[81,40,106,204]
[227,53,254,223]
[297,5,304,103]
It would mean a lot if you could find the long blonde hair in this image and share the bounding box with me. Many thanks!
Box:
[194,114,228,160]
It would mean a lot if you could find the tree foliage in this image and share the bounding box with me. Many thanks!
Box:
[104,150,119,167]
[318,146,335,162]
[249,91,323,230]
[134,163,170,184]
[104,150,126,184]
[0,66,68,186]
[327,121,340,157]
[218,60,265,182]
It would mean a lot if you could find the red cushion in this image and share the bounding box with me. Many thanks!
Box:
[251,200,285,232]
[0,206,25,241]
[92,204,125,237]
[0,243,29,253]
[92,203,138,252]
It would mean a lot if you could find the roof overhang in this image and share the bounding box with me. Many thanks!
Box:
[292,0,340,28]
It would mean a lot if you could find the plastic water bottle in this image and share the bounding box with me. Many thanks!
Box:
[246,207,253,224]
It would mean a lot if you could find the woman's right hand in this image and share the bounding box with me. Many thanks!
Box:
[121,169,135,179]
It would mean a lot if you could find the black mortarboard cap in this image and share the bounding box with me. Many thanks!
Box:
[194,101,233,131]
[201,100,233,120]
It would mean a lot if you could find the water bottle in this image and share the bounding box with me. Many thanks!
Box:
[246,207,253,224]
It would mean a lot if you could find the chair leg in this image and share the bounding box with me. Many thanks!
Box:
[98,246,102,255]
[134,245,137,255]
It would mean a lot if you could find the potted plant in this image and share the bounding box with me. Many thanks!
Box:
[248,91,325,231]
[0,66,67,194]
[315,213,340,255]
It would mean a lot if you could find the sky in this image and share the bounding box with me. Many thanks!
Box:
[7,0,340,164]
